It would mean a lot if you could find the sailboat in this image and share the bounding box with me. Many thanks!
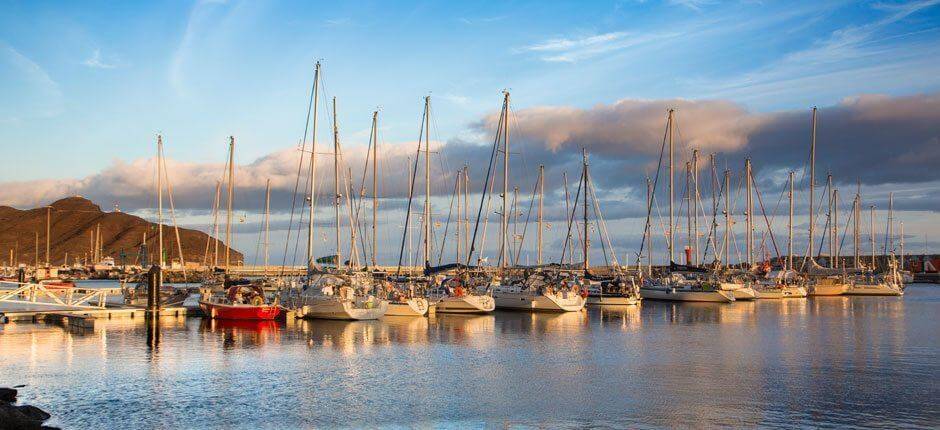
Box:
[845,193,904,295]
[753,171,807,298]
[802,108,849,296]
[295,64,388,320]
[198,138,282,320]
[639,109,734,303]
[367,108,429,316]
[490,92,586,312]
[399,96,496,315]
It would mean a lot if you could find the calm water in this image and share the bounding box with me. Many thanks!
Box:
[2,285,938,429]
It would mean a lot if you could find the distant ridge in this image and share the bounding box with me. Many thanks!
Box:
[0,196,242,266]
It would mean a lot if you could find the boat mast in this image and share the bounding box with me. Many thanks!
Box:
[537,165,544,266]
[833,188,839,268]
[745,158,753,268]
[807,108,818,268]
[854,180,860,269]
[263,179,271,276]
[788,171,794,271]
[667,108,675,264]
[45,206,50,266]
[686,161,692,265]
[646,176,653,275]
[456,169,462,264]
[900,221,905,270]
[306,62,320,271]
[224,136,235,271]
[827,173,833,268]
[371,111,378,267]
[332,97,342,269]
[500,91,510,273]
[583,150,589,271]
[692,149,699,266]
[423,96,431,269]
[723,169,731,268]
[212,180,222,267]
[885,192,894,255]
[870,205,876,270]
[157,134,164,268]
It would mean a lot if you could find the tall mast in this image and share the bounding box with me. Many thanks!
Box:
[667,108,675,264]
[306,62,320,270]
[371,110,378,267]
[224,136,235,270]
[686,161,692,265]
[808,107,817,264]
[870,205,876,270]
[854,180,860,269]
[692,149,699,265]
[723,169,731,267]
[263,179,271,274]
[788,171,794,271]
[827,173,833,268]
[500,91,510,272]
[332,97,342,269]
[45,206,50,266]
[646,176,653,274]
[833,188,839,268]
[886,192,894,255]
[157,134,164,268]
[423,96,431,268]
[537,165,544,266]
[582,150,589,271]
[745,159,753,267]
[456,169,462,264]
[463,166,470,260]
[34,231,39,267]
[563,172,573,265]
[212,180,222,267]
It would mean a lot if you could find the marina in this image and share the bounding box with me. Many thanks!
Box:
[1,283,937,428]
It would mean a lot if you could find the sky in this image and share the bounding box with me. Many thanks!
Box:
[2,0,940,266]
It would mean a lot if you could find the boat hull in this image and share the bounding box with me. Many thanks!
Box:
[731,287,758,301]
[586,295,641,306]
[755,286,807,299]
[385,297,430,316]
[435,294,495,314]
[640,287,735,303]
[493,291,586,312]
[807,283,848,296]
[844,284,903,296]
[301,299,388,320]
[199,301,281,320]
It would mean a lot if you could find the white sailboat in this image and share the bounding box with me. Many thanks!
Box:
[845,194,904,296]
[296,64,388,320]
[490,92,585,312]
[753,171,807,299]
[803,108,848,296]
[639,109,734,303]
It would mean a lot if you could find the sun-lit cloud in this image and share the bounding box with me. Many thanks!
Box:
[519,31,681,63]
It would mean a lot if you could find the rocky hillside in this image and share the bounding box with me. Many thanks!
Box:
[0,196,241,266]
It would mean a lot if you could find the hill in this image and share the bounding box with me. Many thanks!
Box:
[0,196,242,266]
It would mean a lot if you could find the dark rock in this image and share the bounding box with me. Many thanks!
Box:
[0,388,16,403]
[16,405,51,422]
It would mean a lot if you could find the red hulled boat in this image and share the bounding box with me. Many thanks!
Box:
[199,284,281,320]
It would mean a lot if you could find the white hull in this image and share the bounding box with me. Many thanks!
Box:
[731,287,758,301]
[586,295,640,306]
[301,299,388,320]
[640,287,735,303]
[385,297,429,316]
[493,290,586,312]
[844,283,903,296]
[755,285,807,299]
[807,283,848,296]
[434,294,495,314]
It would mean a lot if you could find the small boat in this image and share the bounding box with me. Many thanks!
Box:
[585,275,641,306]
[806,277,849,296]
[383,280,430,317]
[640,274,735,303]
[719,280,758,301]
[431,274,496,314]
[38,279,76,290]
[199,284,281,320]
[298,273,388,320]
[754,270,807,299]
[493,271,587,312]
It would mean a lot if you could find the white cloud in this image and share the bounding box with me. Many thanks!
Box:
[520,31,680,63]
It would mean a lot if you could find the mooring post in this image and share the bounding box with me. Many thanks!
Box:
[17,268,25,284]
[147,265,162,313]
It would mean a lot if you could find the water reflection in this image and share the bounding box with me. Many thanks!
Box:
[0,286,937,429]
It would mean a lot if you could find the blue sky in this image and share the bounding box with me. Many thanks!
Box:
[2,0,940,264]
[3,0,939,182]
